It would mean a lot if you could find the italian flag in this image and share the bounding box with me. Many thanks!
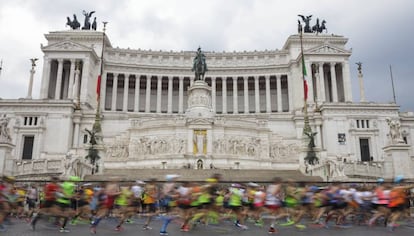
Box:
[96,75,101,98]
[302,56,308,101]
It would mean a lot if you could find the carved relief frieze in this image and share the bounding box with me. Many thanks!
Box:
[268,135,301,162]
[128,135,186,157]
[212,135,262,157]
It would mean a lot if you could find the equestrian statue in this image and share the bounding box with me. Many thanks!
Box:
[192,47,208,81]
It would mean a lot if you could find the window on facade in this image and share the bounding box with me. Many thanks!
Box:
[23,116,39,126]
[355,119,370,129]
[22,136,35,160]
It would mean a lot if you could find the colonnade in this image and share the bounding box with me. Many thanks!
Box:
[39,58,84,102]
[101,74,290,114]
[307,61,352,103]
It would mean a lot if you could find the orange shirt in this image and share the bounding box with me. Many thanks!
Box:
[388,187,406,207]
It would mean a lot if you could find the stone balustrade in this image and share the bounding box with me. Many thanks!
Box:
[306,161,385,181]
[13,158,94,179]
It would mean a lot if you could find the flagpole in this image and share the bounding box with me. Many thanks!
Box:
[299,21,311,135]
[93,21,108,133]
[389,65,396,104]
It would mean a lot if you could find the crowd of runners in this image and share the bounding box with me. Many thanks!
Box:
[0,174,413,235]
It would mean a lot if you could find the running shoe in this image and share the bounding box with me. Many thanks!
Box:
[143,225,152,230]
[160,231,168,235]
[59,227,70,233]
[115,226,123,231]
[235,223,248,230]
[126,219,134,224]
[255,219,264,227]
[268,227,277,234]
[279,219,295,226]
[295,224,307,230]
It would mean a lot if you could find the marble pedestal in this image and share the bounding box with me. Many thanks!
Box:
[383,143,414,180]
[0,142,15,176]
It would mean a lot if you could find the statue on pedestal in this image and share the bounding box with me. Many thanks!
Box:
[304,131,318,165]
[0,114,11,142]
[386,117,404,144]
[192,47,207,81]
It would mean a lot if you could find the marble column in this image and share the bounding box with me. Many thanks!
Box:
[80,59,90,103]
[287,73,293,111]
[72,64,81,105]
[145,76,151,112]
[314,63,321,103]
[358,70,366,102]
[276,75,282,112]
[207,129,213,155]
[156,76,162,113]
[187,129,193,154]
[72,122,80,148]
[54,59,64,99]
[233,77,238,114]
[167,76,173,113]
[319,63,326,102]
[40,57,51,99]
[316,125,322,148]
[330,63,338,102]
[342,61,353,102]
[222,77,227,114]
[100,72,107,110]
[306,61,314,103]
[67,59,76,99]
[265,75,271,113]
[254,76,260,113]
[123,74,129,112]
[211,77,216,113]
[178,76,184,113]
[244,76,249,113]
[111,73,118,111]
[26,66,36,99]
[134,75,140,112]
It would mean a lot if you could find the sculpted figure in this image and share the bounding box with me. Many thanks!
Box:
[386,117,404,143]
[298,14,313,33]
[192,47,207,81]
[82,10,95,30]
[0,115,11,142]
[91,17,97,30]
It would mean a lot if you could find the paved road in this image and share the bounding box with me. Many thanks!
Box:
[1,216,414,236]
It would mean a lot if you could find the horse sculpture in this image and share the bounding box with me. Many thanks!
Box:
[192,47,207,81]
[312,18,327,34]
[66,14,80,30]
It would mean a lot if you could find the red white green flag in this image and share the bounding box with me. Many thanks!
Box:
[302,56,308,101]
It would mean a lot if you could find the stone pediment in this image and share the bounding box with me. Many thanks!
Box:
[186,117,214,125]
[306,44,351,55]
[42,41,92,52]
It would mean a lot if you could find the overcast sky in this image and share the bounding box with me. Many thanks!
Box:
[0,0,413,112]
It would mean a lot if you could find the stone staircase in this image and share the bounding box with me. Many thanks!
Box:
[85,168,322,182]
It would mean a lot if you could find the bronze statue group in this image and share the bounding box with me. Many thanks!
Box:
[0,174,413,234]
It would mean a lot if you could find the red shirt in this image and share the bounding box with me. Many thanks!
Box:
[44,183,59,201]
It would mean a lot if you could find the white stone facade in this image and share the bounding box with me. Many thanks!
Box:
[0,29,413,181]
